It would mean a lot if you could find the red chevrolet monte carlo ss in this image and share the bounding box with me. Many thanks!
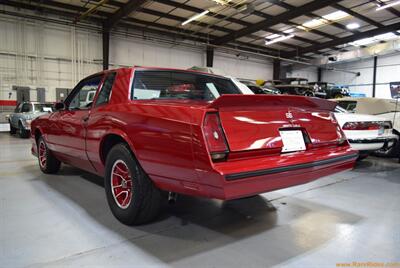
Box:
[31,67,357,225]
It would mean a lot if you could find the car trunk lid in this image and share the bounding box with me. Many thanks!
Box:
[207,95,342,152]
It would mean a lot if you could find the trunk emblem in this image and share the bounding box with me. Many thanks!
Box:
[286,111,293,119]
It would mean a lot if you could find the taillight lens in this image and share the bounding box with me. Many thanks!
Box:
[203,113,229,161]
[342,121,382,130]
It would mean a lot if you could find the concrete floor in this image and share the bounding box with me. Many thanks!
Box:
[0,133,399,268]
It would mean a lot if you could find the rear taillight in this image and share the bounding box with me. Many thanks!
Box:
[203,113,229,161]
[383,121,393,129]
[342,121,382,130]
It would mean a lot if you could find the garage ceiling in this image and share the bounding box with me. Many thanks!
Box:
[2,0,400,61]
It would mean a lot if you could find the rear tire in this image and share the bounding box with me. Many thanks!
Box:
[37,136,61,174]
[104,143,161,225]
[304,91,314,97]
[18,122,29,138]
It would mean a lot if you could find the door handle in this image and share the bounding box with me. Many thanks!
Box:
[82,115,89,122]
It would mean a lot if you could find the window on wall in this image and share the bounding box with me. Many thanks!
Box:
[95,72,116,107]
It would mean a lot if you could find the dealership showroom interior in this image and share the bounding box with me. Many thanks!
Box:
[1,0,400,267]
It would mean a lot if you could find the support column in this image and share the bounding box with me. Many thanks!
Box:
[273,59,281,80]
[102,28,110,71]
[206,46,214,67]
[372,56,377,97]
[317,67,322,82]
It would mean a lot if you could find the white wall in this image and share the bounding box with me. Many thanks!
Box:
[321,52,400,98]
[286,65,319,82]
[0,13,278,105]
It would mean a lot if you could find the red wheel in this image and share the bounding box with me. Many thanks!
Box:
[37,136,61,174]
[104,143,161,225]
[111,160,133,209]
[38,140,47,169]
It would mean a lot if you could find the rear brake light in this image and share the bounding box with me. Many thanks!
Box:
[342,122,381,130]
[203,113,229,161]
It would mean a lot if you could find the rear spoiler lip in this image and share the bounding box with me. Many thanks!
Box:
[208,94,337,111]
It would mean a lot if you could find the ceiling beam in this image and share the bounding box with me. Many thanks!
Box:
[285,22,400,57]
[104,0,148,30]
[1,0,292,59]
[212,0,342,45]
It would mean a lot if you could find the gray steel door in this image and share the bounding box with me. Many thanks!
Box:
[13,86,30,103]
[56,88,70,102]
[37,88,46,103]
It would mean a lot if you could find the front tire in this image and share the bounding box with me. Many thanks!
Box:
[9,122,16,134]
[105,144,161,225]
[37,136,61,174]
[18,122,29,138]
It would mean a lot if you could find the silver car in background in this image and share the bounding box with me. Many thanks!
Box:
[8,102,53,138]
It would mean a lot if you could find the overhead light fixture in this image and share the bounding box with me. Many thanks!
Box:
[265,34,295,45]
[300,10,349,29]
[210,0,231,5]
[346,22,360,30]
[267,33,282,39]
[376,0,400,10]
[181,10,209,26]
[283,28,294,33]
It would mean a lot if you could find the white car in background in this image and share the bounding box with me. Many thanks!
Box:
[334,106,398,158]
[334,97,400,157]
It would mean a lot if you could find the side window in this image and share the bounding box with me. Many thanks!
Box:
[68,76,102,110]
[21,103,31,113]
[95,72,116,107]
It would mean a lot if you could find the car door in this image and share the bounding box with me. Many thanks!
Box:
[48,75,103,172]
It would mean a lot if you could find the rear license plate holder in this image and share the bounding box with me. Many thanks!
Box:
[279,130,306,153]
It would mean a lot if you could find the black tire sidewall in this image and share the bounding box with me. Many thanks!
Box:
[104,144,144,224]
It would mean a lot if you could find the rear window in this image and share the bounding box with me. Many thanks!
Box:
[337,101,357,112]
[132,70,240,101]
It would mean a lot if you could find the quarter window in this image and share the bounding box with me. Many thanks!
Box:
[95,72,116,107]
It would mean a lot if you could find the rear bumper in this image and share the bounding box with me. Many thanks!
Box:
[213,150,357,200]
[225,154,356,181]
[152,146,358,200]
[348,137,397,151]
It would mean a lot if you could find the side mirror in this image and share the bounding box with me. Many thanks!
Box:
[54,102,65,111]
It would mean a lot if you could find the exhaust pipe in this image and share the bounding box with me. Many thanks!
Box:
[168,192,177,204]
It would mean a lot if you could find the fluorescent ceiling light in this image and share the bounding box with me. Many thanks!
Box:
[283,28,294,33]
[376,0,400,10]
[350,37,376,46]
[181,10,209,26]
[265,34,295,45]
[374,32,397,40]
[323,10,348,21]
[301,10,349,29]
[346,22,360,30]
[210,0,231,5]
[267,34,282,39]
